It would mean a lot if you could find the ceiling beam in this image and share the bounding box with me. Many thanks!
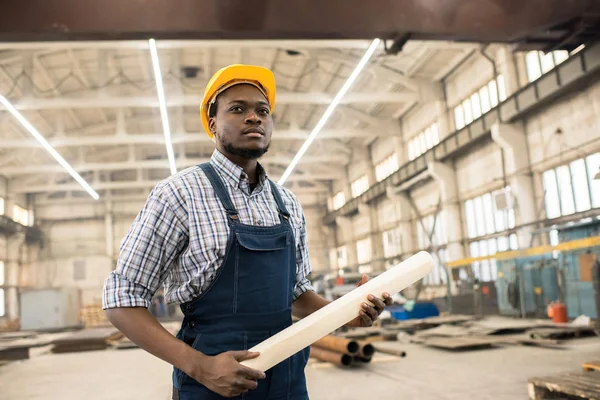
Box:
[0,128,397,149]
[0,40,381,51]
[11,179,330,194]
[2,155,348,177]
[7,91,417,111]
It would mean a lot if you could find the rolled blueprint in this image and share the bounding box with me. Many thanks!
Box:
[241,251,434,371]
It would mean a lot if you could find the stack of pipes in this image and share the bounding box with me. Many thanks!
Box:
[309,335,375,367]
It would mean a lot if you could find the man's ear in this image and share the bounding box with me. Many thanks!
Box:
[208,117,217,137]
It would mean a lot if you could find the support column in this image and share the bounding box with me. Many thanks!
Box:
[496,46,519,97]
[435,101,451,139]
[358,202,384,273]
[335,216,357,269]
[492,123,537,247]
[105,201,115,262]
[393,136,405,166]
[428,162,465,262]
[386,186,415,255]
[341,169,353,202]
[5,233,25,321]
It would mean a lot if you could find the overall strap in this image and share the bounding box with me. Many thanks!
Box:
[268,180,291,222]
[199,163,239,221]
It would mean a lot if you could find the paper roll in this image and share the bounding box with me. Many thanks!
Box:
[241,251,434,371]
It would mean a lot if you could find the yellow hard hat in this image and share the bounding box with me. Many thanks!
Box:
[200,64,276,138]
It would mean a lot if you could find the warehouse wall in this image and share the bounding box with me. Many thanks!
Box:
[327,45,600,292]
[29,194,330,306]
[526,78,600,220]
[31,200,143,306]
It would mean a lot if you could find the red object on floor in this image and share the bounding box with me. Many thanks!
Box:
[549,302,568,323]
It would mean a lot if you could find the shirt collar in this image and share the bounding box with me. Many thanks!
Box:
[209,149,268,194]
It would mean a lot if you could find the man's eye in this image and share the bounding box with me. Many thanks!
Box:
[258,108,270,115]
[230,106,243,112]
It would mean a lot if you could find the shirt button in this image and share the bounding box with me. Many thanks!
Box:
[188,320,196,328]
[257,220,263,225]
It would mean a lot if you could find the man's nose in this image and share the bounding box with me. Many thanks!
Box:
[245,111,261,124]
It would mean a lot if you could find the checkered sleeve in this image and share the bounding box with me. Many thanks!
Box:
[102,190,188,309]
[293,211,315,301]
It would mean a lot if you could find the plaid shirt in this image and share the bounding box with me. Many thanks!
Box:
[102,149,314,309]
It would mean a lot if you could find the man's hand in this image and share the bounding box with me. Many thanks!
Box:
[346,274,394,328]
[187,350,266,398]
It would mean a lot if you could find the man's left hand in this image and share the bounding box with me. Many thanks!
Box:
[346,275,394,328]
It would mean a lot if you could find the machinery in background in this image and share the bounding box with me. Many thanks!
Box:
[495,219,600,320]
[557,220,600,319]
[496,256,560,318]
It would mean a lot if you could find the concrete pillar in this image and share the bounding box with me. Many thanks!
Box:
[105,201,115,262]
[393,136,405,166]
[5,233,25,321]
[341,169,353,202]
[358,202,385,272]
[427,162,465,261]
[386,186,415,254]
[356,146,376,186]
[435,101,451,139]
[492,122,537,247]
[496,46,519,97]
[335,216,357,269]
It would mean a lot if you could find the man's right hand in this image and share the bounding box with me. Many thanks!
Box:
[190,350,266,398]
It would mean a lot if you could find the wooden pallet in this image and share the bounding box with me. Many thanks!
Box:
[528,371,600,399]
[80,304,109,328]
[583,361,600,372]
[529,326,596,340]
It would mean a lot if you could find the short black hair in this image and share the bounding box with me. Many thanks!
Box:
[208,97,219,118]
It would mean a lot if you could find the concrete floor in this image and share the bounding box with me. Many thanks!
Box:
[0,336,598,399]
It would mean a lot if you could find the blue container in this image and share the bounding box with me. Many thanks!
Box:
[389,302,439,320]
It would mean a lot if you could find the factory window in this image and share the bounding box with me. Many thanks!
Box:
[408,122,439,161]
[587,153,600,208]
[422,249,449,286]
[415,211,449,286]
[525,49,572,83]
[464,187,515,239]
[382,227,402,258]
[356,238,372,265]
[542,152,599,219]
[0,198,4,215]
[469,234,518,282]
[416,211,448,250]
[336,246,348,269]
[375,153,399,182]
[331,191,345,211]
[12,205,31,226]
[453,76,505,130]
[351,176,369,198]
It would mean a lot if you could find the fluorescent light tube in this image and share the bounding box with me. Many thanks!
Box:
[278,38,380,185]
[149,38,177,175]
[0,95,100,200]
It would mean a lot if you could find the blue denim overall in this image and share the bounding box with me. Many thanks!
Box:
[172,163,310,400]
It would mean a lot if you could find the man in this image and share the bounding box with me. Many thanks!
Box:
[102,64,392,399]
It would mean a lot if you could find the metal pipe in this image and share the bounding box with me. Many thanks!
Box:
[372,345,406,358]
[309,346,353,367]
[357,341,375,358]
[313,335,360,355]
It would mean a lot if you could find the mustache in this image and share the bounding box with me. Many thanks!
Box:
[242,127,265,135]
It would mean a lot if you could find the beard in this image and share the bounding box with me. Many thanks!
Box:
[222,141,270,159]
